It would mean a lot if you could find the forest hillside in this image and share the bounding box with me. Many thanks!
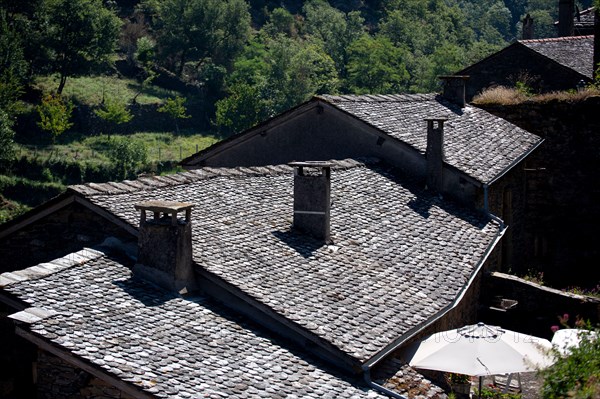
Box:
[0,0,595,222]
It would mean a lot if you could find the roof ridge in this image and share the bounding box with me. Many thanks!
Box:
[69,158,378,197]
[318,93,435,103]
[520,35,593,44]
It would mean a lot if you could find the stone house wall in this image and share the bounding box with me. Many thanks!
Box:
[0,200,135,273]
[477,97,600,286]
[486,160,530,274]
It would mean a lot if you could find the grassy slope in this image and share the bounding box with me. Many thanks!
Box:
[35,75,178,105]
[2,75,221,223]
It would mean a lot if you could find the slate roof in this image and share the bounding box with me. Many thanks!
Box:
[69,159,503,363]
[519,35,594,79]
[2,248,385,399]
[318,95,541,184]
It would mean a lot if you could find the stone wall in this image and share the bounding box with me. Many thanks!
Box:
[0,302,37,398]
[487,161,530,274]
[476,97,600,286]
[36,350,134,399]
[480,272,600,340]
[0,201,135,272]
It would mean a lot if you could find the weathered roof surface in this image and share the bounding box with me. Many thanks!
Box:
[372,357,446,398]
[520,35,594,79]
[70,159,503,363]
[318,94,541,183]
[3,249,384,399]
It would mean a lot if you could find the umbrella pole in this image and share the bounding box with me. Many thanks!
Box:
[478,376,482,399]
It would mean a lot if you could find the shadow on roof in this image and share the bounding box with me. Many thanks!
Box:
[271,229,326,258]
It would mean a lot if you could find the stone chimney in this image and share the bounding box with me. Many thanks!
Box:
[558,0,574,37]
[425,118,447,193]
[289,161,332,244]
[439,76,468,108]
[133,200,197,293]
[522,14,534,39]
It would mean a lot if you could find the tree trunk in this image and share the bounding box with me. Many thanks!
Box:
[57,74,67,95]
[177,50,187,77]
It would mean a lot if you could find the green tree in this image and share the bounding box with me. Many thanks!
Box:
[36,94,74,143]
[303,0,364,79]
[39,0,121,93]
[0,109,16,171]
[0,11,27,114]
[142,0,251,78]
[215,34,339,133]
[106,137,148,180]
[94,98,133,136]
[215,82,270,133]
[346,35,409,94]
[158,96,191,134]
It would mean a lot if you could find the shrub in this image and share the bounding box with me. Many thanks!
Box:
[36,94,74,143]
[541,330,600,398]
[105,137,148,180]
[94,97,133,136]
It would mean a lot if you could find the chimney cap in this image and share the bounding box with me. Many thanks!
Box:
[134,200,195,214]
[289,161,333,168]
[424,117,449,122]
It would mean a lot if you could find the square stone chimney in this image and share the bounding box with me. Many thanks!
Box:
[558,0,574,37]
[289,161,332,244]
[439,75,468,107]
[425,118,447,193]
[133,201,197,293]
[522,14,534,39]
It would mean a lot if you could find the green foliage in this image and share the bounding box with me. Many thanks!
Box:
[0,108,16,170]
[158,96,191,134]
[38,0,122,93]
[302,0,365,78]
[215,33,339,132]
[346,35,409,94]
[142,0,251,80]
[0,195,30,224]
[215,82,270,133]
[35,75,178,106]
[541,331,600,399]
[105,137,148,180]
[447,373,470,384]
[0,11,27,114]
[135,36,156,67]
[36,94,74,143]
[94,98,133,136]
[474,386,522,399]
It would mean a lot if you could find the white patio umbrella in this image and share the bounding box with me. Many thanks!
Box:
[404,323,554,397]
[551,329,598,355]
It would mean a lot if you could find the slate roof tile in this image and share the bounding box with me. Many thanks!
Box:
[4,253,385,398]
[72,160,503,363]
[318,95,541,183]
[520,35,594,78]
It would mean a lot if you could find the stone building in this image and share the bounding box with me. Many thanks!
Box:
[0,78,545,398]
[1,159,509,398]
[455,35,596,101]
[180,80,542,274]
